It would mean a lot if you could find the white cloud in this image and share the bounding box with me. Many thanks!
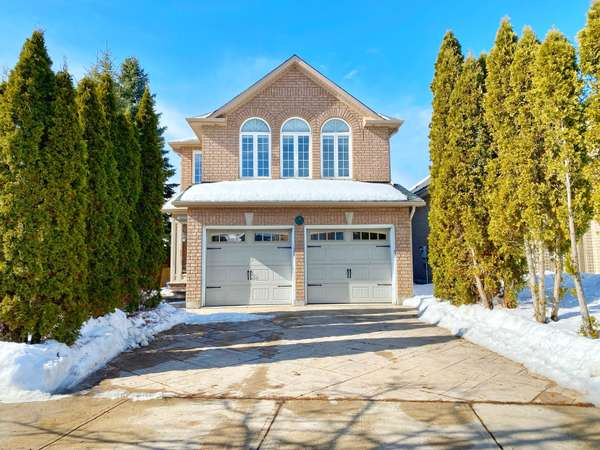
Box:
[343,68,359,80]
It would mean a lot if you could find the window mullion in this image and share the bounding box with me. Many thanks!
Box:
[333,135,339,177]
[253,134,258,177]
[294,134,298,177]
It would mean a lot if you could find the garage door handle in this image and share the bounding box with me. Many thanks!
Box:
[277,246,292,249]
[308,283,322,287]
[207,247,222,250]
[206,286,221,289]
[377,283,392,286]
[307,245,321,248]
[376,245,390,248]
[278,285,292,288]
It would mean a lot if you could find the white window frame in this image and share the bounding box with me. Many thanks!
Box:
[192,150,202,184]
[239,117,272,179]
[320,118,352,179]
[280,117,312,178]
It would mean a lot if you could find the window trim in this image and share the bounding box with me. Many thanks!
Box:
[239,117,272,179]
[320,118,352,179]
[192,150,202,184]
[280,117,312,178]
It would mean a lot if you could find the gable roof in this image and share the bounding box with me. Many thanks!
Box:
[186,55,402,131]
[410,175,430,194]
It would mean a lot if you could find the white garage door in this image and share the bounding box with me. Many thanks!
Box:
[205,229,293,306]
[306,229,393,304]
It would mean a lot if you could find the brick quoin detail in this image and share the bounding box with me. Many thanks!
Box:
[185,207,414,308]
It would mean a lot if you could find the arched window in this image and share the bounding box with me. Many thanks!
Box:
[281,118,311,178]
[240,118,271,178]
[321,118,351,178]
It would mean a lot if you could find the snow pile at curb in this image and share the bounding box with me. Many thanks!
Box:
[405,293,600,406]
[0,303,269,403]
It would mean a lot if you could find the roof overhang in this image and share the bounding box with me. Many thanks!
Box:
[169,138,201,154]
[172,200,425,208]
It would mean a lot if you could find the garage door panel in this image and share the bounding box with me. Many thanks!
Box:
[306,228,392,304]
[205,229,293,306]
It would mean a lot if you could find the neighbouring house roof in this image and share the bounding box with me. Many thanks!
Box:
[186,55,403,133]
[170,179,424,207]
[410,175,430,194]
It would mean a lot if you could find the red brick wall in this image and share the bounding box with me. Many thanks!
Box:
[199,66,392,183]
[185,206,413,308]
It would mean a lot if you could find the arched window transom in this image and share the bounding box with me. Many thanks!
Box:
[240,118,271,178]
[321,118,351,178]
[281,118,311,178]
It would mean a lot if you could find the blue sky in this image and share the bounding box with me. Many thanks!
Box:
[0,0,592,188]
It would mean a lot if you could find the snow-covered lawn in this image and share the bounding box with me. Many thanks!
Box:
[406,273,600,406]
[0,303,269,404]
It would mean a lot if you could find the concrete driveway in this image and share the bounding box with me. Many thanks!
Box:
[2,304,599,449]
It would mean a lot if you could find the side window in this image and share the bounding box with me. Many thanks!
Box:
[210,233,246,243]
[281,118,311,178]
[255,232,289,242]
[240,118,271,178]
[321,119,351,178]
[352,231,387,241]
[193,151,202,184]
[309,231,345,241]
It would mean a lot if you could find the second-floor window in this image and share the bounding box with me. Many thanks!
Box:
[281,118,310,178]
[240,118,271,178]
[321,118,351,178]
[193,151,202,184]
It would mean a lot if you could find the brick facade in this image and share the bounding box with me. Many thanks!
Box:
[185,207,414,308]
[198,66,392,184]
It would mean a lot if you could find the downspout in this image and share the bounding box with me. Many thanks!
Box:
[409,206,416,221]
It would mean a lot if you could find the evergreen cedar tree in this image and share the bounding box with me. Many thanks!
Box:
[96,59,142,311]
[533,30,595,336]
[0,32,88,344]
[0,32,170,343]
[579,1,600,231]
[136,87,167,302]
[484,18,525,308]
[427,31,464,301]
[445,54,496,307]
[77,76,123,317]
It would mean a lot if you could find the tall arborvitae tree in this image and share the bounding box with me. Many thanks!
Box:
[0,31,56,341]
[96,58,142,310]
[447,54,495,308]
[118,57,176,200]
[579,1,600,233]
[136,87,167,302]
[533,30,596,337]
[77,77,121,316]
[428,31,465,301]
[37,70,90,343]
[484,18,525,307]
[500,28,555,323]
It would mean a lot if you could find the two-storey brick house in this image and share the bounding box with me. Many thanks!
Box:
[163,55,424,308]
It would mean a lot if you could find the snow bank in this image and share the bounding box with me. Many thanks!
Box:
[0,303,269,403]
[405,276,600,406]
[175,179,409,204]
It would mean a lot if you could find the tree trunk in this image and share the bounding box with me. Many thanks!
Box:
[564,168,593,337]
[535,242,546,323]
[470,247,492,309]
[524,240,539,312]
[550,256,562,322]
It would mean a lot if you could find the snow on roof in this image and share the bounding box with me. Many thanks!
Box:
[162,194,183,213]
[410,175,430,193]
[174,179,413,205]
